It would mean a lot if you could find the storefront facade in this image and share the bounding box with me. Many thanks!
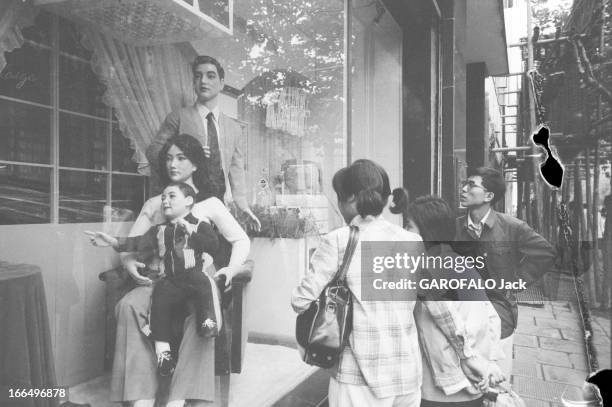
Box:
[0,0,507,388]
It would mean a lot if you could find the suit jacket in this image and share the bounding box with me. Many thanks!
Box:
[147,104,249,210]
[456,210,555,286]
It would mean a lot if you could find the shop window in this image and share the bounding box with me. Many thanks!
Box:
[0,164,51,225]
[350,0,403,199]
[0,42,51,105]
[59,113,108,170]
[59,170,107,223]
[197,0,231,29]
[0,100,51,164]
[111,123,140,174]
[59,56,109,118]
[0,11,146,225]
[203,0,347,235]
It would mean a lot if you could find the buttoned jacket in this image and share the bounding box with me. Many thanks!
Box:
[456,210,555,286]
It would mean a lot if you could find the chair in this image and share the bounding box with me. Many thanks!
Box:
[99,260,253,406]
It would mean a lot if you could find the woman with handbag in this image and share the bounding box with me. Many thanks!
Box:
[291,160,494,407]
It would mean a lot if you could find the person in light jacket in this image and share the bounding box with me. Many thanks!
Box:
[406,195,504,407]
[292,160,499,407]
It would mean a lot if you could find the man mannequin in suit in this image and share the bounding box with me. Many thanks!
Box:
[147,55,260,230]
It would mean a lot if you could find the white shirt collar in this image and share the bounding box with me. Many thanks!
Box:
[467,208,491,229]
[197,104,220,122]
[350,214,383,226]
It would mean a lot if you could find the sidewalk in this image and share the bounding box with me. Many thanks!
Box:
[68,343,318,407]
[512,300,592,406]
[68,293,605,406]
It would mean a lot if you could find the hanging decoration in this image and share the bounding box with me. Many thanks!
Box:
[264,86,309,137]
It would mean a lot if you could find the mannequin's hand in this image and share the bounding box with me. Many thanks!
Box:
[85,231,118,248]
[243,209,261,232]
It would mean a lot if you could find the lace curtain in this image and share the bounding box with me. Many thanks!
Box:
[0,1,196,174]
[81,30,196,174]
[0,0,38,73]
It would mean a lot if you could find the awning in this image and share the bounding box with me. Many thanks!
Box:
[466,0,509,76]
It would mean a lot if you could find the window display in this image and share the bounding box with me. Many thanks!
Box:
[0,11,146,225]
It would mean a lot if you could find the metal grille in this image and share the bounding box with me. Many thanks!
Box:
[77,2,200,42]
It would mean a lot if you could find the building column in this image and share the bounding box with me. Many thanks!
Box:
[466,62,486,172]
[401,9,433,199]
[440,0,457,208]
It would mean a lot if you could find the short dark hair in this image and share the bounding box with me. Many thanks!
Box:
[192,55,224,80]
[332,159,408,218]
[406,195,456,242]
[163,181,196,207]
[469,167,506,204]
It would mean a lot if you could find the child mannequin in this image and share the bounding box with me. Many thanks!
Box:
[86,182,221,376]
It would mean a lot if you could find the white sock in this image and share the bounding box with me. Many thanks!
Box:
[155,341,171,357]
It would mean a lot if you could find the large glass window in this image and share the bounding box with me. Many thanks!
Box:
[350,0,403,201]
[200,0,348,234]
[0,11,146,225]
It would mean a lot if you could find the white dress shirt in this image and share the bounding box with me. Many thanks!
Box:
[467,208,491,238]
[196,104,221,146]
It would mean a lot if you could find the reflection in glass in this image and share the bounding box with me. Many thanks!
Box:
[0,100,51,164]
[198,0,230,28]
[111,174,146,222]
[59,113,108,170]
[112,123,139,173]
[59,55,108,118]
[200,0,347,233]
[351,0,402,201]
[59,17,93,60]
[21,11,52,47]
[0,164,51,225]
[59,170,107,223]
[0,43,51,105]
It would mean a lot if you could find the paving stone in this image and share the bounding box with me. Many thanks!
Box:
[594,350,611,369]
[519,397,553,407]
[514,345,572,367]
[590,332,611,346]
[536,317,582,330]
[511,358,540,378]
[560,328,587,342]
[527,308,564,319]
[512,375,569,403]
[553,312,581,322]
[568,353,589,371]
[514,345,539,360]
[540,337,587,354]
[516,324,562,338]
[590,326,608,340]
[517,315,535,325]
[551,301,573,311]
[541,364,589,386]
[513,333,538,348]
[592,316,610,336]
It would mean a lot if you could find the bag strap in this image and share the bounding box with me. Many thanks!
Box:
[335,226,360,285]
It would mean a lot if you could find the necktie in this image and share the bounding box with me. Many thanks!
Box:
[206,112,226,200]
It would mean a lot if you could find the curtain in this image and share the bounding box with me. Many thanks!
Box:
[81,29,195,174]
[0,0,38,73]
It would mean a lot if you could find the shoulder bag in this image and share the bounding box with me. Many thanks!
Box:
[295,226,359,368]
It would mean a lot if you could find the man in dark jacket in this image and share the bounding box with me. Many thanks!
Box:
[456,167,555,376]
